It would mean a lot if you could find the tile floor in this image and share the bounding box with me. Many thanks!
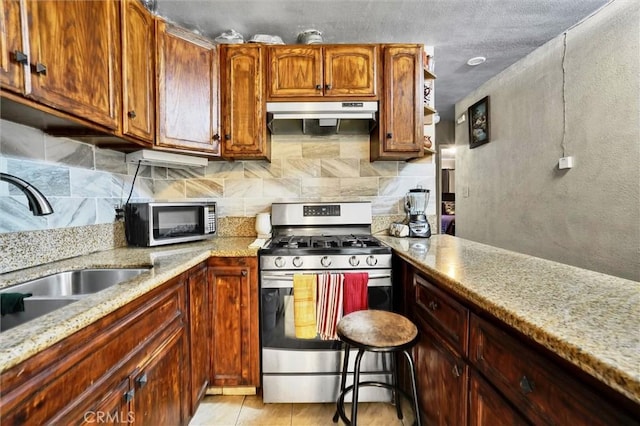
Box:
[189,394,416,426]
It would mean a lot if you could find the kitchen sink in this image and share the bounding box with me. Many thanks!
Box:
[0,267,151,332]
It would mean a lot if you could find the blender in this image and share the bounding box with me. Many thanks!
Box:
[405,186,431,238]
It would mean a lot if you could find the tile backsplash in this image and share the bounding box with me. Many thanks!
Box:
[1,119,436,233]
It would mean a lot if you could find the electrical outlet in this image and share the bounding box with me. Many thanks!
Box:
[558,156,574,169]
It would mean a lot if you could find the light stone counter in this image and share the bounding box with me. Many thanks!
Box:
[377,235,640,406]
[0,237,258,373]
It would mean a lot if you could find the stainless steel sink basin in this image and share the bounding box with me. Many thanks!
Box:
[1,268,151,297]
[0,267,151,332]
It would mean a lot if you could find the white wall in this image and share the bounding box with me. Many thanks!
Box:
[454,0,639,281]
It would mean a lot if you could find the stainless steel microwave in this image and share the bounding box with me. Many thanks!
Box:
[124,201,217,247]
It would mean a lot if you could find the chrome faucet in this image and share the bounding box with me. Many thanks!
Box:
[0,172,54,216]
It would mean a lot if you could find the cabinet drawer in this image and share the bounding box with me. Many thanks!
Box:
[414,273,469,355]
[469,314,638,425]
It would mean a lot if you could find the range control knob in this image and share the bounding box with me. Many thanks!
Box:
[349,255,360,266]
[274,257,286,268]
[292,256,303,267]
[320,256,332,267]
[366,255,378,266]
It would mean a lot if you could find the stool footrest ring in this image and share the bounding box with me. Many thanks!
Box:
[334,381,414,425]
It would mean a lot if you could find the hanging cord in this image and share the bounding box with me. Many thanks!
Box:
[125,160,142,207]
[560,31,568,157]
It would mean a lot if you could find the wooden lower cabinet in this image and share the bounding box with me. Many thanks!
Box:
[469,371,530,426]
[208,256,259,387]
[187,264,210,414]
[414,316,468,425]
[0,270,190,426]
[397,257,640,426]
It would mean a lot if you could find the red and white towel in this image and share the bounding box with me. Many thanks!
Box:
[316,273,344,340]
[343,272,369,315]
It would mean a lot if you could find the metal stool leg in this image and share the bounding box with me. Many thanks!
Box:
[392,352,404,420]
[351,348,366,426]
[333,343,351,423]
[402,349,421,426]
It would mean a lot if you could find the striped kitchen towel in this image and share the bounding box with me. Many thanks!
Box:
[293,274,317,339]
[316,272,344,340]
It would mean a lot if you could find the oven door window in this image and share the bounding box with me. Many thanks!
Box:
[261,286,392,350]
[152,206,204,240]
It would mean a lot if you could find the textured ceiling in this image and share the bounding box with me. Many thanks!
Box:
[155,0,610,120]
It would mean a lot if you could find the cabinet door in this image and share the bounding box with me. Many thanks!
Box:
[414,319,468,426]
[27,0,120,130]
[79,380,132,426]
[378,45,423,157]
[324,45,377,97]
[208,257,259,387]
[156,21,220,154]
[268,46,322,98]
[133,328,186,426]
[0,0,26,93]
[188,264,209,414]
[121,0,154,144]
[469,371,530,426]
[220,44,268,160]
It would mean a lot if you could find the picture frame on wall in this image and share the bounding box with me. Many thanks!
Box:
[468,96,490,148]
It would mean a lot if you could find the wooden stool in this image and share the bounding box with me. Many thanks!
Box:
[332,310,421,426]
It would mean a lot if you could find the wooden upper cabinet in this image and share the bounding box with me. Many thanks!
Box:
[219,44,269,160]
[372,44,423,161]
[268,46,322,97]
[26,0,121,130]
[121,0,154,144]
[267,44,377,99]
[156,21,220,154]
[0,0,27,94]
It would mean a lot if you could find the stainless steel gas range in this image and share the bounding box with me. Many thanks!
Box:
[259,201,393,403]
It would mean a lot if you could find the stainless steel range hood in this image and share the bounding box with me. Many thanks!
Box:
[266,101,378,135]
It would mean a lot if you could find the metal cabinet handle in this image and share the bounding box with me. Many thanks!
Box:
[136,373,148,388]
[241,270,247,277]
[325,84,332,90]
[34,63,47,75]
[13,51,28,65]
[225,134,231,140]
[428,300,439,311]
[315,84,322,90]
[124,389,135,402]
[127,110,137,119]
[452,365,461,378]
[386,133,392,139]
[212,134,220,141]
[519,375,534,394]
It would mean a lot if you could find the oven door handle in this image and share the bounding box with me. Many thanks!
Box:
[261,273,391,289]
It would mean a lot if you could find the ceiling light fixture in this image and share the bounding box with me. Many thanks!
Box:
[467,56,486,66]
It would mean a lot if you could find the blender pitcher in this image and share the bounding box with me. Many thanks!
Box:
[405,186,431,238]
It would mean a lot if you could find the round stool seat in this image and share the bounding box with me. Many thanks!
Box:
[337,310,418,351]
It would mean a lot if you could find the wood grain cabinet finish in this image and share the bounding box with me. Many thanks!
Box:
[187,264,210,415]
[121,0,154,144]
[156,21,220,154]
[469,371,530,426]
[414,315,469,426]
[414,272,469,355]
[0,272,189,426]
[219,44,269,160]
[268,45,377,99]
[371,44,423,161]
[208,257,260,387]
[0,0,27,93]
[469,314,639,426]
[23,0,121,130]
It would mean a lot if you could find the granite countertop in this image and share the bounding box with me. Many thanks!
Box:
[377,235,640,406]
[0,237,258,373]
